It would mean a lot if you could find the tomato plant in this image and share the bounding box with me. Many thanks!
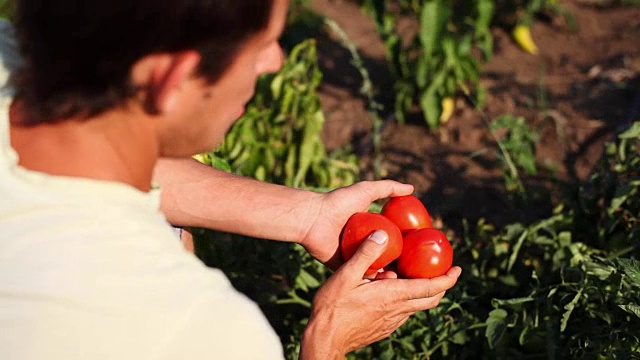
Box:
[340,212,403,274]
[397,228,453,279]
[361,0,494,129]
[380,195,432,233]
[197,39,359,189]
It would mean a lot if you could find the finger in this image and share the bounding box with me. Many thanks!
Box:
[368,180,414,200]
[363,268,383,280]
[404,291,447,313]
[349,180,414,202]
[373,270,398,280]
[336,230,389,281]
[390,266,462,300]
[445,265,462,278]
[363,267,399,280]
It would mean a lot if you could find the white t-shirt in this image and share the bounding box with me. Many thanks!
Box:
[0,21,283,360]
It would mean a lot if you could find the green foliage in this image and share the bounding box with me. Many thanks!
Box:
[350,122,640,359]
[495,0,576,29]
[283,3,389,179]
[196,39,359,189]
[191,25,640,357]
[0,0,13,20]
[359,0,578,129]
[196,108,640,359]
[576,122,640,256]
[489,114,539,194]
[468,112,541,198]
[191,4,639,360]
[361,0,494,129]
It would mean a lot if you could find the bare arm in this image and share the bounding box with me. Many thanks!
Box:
[154,158,414,266]
[154,157,321,243]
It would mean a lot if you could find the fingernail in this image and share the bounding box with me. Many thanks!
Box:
[448,266,462,278]
[369,230,388,245]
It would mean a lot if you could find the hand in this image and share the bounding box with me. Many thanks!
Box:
[300,180,414,268]
[300,230,462,359]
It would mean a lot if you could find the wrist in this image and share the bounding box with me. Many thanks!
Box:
[297,190,325,246]
[300,314,345,360]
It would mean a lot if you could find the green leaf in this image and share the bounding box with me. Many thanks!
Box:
[619,258,640,285]
[485,308,508,349]
[560,288,583,332]
[442,36,457,68]
[507,228,528,272]
[255,165,266,181]
[207,155,232,172]
[619,304,640,318]
[270,73,284,99]
[492,297,535,307]
[380,345,395,360]
[618,121,640,139]
[295,268,321,292]
[293,110,324,187]
[609,183,637,215]
[584,260,616,280]
[476,0,494,30]
[416,56,429,89]
[226,139,244,159]
[368,201,383,214]
[420,69,448,129]
[419,0,445,65]
[284,146,296,187]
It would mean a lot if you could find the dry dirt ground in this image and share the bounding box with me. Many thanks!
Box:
[309,0,640,229]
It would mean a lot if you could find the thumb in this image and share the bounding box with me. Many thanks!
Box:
[341,230,389,277]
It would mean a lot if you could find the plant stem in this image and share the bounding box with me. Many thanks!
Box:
[324,18,385,180]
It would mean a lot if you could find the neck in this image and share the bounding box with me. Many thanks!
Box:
[9,102,160,192]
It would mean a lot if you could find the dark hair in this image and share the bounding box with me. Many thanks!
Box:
[12,0,274,125]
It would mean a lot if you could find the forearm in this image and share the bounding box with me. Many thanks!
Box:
[153,158,321,243]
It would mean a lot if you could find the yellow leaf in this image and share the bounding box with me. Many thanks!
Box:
[512,24,538,55]
[440,97,455,123]
[192,153,207,164]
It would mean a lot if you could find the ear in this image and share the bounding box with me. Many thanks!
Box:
[130,50,202,114]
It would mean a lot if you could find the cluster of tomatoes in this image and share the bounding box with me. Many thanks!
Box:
[340,195,453,279]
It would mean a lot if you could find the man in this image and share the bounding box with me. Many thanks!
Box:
[0,1,461,358]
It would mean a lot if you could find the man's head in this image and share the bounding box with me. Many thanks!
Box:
[12,0,282,129]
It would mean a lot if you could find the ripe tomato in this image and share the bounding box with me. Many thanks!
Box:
[340,212,403,275]
[397,228,453,279]
[380,195,432,233]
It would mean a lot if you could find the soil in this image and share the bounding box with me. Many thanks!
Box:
[309,0,640,230]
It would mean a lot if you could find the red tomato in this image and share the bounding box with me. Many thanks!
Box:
[380,195,432,233]
[340,212,403,275]
[397,228,453,279]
